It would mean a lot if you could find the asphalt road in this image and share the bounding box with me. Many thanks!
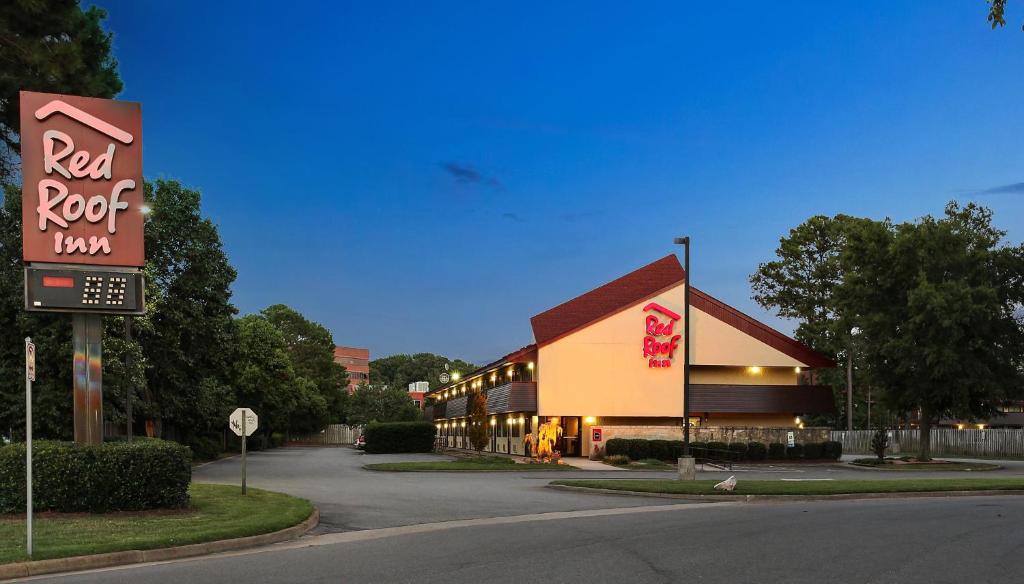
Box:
[28,496,1024,584]
[18,448,1024,583]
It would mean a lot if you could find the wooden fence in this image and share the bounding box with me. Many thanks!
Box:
[832,429,1024,458]
[287,424,360,446]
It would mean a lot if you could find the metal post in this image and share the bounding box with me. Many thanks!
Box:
[241,415,247,495]
[25,337,33,558]
[846,350,853,432]
[73,314,103,444]
[674,237,695,481]
[125,317,133,442]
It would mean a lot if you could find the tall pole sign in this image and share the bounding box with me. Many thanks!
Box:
[25,337,34,558]
[20,91,146,445]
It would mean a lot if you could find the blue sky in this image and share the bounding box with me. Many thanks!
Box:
[95,1,1024,364]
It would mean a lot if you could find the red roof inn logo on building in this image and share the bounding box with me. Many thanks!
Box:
[642,302,682,368]
[20,91,144,267]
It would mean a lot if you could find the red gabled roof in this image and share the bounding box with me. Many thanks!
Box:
[529,255,835,369]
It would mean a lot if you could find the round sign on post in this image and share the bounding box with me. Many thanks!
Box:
[230,408,258,436]
[439,372,450,384]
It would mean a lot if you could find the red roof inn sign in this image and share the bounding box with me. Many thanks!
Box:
[20,91,143,266]
[643,302,682,368]
[20,91,145,315]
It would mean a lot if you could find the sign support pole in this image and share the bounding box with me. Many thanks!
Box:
[674,237,696,480]
[25,337,33,558]
[72,313,103,445]
[241,415,247,495]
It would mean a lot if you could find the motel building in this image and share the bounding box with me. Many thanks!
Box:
[424,255,836,458]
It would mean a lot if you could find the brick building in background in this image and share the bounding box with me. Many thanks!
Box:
[334,346,369,393]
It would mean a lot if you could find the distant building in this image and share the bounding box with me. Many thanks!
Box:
[334,346,369,393]
[408,381,429,409]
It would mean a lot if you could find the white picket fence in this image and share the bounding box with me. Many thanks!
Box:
[832,429,1024,458]
[287,424,360,446]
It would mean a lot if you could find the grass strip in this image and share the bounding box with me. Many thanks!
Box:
[366,456,577,472]
[551,477,1024,496]
[850,459,1001,471]
[0,483,312,564]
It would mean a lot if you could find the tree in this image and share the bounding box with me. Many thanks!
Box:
[467,390,489,453]
[369,353,476,394]
[0,0,124,182]
[138,180,238,442]
[750,214,873,429]
[231,315,300,434]
[838,202,1024,460]
[262,304,348,424]
[346,383,420,426]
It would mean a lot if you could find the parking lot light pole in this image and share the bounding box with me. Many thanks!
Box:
[674,237,695,480]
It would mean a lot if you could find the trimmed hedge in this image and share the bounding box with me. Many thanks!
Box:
[599,437,840,462]
[803,442,823,460]
[822,440,843,460]
[747,441,767,461]
[0,439,191,513]
[605,438,628,457]
[787,443,805,459]
[649,439,672,461]
[364,421,436,453]
[626,438,650,461]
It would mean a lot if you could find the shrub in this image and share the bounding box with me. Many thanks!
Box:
[626,439,651,461]
[649,439,671,461]
[822,440,843,460]
[0,440,191,513]
[270,432,286,448]
[768,442,787,459]
[787,443,804,459]
[364,421,436,453]
[727,442,748,460]
[871,428,889,461]
[803,442,823,460]
[669,440,685,459]
[690,441,708,458]
[604,454,629,466]
[188,435,223,461]
[706,441,729,458]
[746,441,767,461]
[605,438,629,457]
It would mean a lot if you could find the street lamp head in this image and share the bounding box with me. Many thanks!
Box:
[674,236,689,245]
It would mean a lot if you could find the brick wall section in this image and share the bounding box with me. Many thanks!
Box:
[598,425,830,445]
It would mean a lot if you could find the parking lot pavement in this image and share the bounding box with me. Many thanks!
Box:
[193,447,677,532]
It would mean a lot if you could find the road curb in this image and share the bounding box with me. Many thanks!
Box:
[0,507,319,581]
[546,483,1024,502]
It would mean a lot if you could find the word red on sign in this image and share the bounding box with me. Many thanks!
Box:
[642,302,682,368]
[20,91,143,267]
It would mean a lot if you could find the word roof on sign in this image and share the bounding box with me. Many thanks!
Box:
[20,91,144,267]
[642,302,682,368]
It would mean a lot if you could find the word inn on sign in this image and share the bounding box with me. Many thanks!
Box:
[20,91,144,267]
[642,302,682,368]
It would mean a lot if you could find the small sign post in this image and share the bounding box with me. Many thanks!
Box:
[229,408,258,495]
[787,431,795,448]
[25,337,35,558]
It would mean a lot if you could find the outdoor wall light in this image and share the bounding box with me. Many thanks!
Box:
[519,416,525,424]
[748,366,762,374]
[507,369,514,377]
[507,418,514,425]
[490,374,496,381]
[490,418,496,426]
[794,367,801,373]
[452,373,460,381]
[584,416,596,424]
[527,362,534,370]
[461,421,466,428]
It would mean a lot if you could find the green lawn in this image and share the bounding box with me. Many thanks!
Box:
[850,458,1001,471]
[551,477,1024,496]
[605,458,676,471]
[0,483,312,564]
[365,455,578,472]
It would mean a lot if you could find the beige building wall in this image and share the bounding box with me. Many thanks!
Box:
[538,282,809,418]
